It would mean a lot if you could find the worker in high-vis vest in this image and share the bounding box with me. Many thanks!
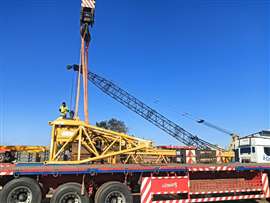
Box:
[59,102,69,119]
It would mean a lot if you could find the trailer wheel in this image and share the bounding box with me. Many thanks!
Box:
[0,177,42,203]
[95,181,132,203]
[50,182,90,203]
[0,153,5,162]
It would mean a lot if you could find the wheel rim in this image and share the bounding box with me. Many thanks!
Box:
[7,186,33,203]
[105,191,126,203]
[0,154,4,162]
[59,192,82,203]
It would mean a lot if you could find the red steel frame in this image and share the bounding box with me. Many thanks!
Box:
[1,163,270,202]
[141,172,270,203]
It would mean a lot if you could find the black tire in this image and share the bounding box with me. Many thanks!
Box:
[50,182,90,203]
[95,181,132,203]
[0,153,5,163]
[0,177,42,203]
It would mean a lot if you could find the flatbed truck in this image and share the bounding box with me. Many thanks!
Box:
[0,146,48,163]
[2,1,266,203]
[1,162,270,203]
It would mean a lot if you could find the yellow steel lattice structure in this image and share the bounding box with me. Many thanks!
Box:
[0,146,48,153]
[48,118,176,164]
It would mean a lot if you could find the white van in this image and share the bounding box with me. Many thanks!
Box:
[234,130,270,163]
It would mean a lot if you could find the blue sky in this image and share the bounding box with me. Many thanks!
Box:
[0,0,269,148]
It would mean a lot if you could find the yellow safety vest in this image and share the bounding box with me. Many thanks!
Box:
[60,105,69,116]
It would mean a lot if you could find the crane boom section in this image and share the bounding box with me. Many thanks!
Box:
[87,71,223,151]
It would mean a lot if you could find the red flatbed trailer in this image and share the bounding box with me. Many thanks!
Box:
[0,163,270,203]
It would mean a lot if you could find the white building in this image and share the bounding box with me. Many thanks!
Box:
[234,130,270,163]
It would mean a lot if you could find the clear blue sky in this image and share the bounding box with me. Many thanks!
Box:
[0,0,269,148]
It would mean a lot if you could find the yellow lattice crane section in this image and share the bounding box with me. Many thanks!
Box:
[0,146,48,153]
[48,118,176,164]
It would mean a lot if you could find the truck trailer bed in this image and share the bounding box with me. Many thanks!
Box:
[1,163,270,176]
[1,163,270,203]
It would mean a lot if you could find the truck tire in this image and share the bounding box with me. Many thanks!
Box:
[0,153,5,163]
[50,182,90,203]
[0,177,42,203]
[95,181,132,203]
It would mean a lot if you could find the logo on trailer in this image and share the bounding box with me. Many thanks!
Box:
[161,182,178,189]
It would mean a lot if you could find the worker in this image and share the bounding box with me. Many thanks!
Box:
[69,110,75,119]
[63,147,72,161]
[59,102,69,119]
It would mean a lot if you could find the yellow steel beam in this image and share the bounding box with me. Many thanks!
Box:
[48,118,179,164]
[0,146,48,153]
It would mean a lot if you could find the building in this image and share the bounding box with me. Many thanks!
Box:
[235,130,270,163]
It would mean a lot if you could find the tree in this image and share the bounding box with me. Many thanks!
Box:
[96,118,128,134]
